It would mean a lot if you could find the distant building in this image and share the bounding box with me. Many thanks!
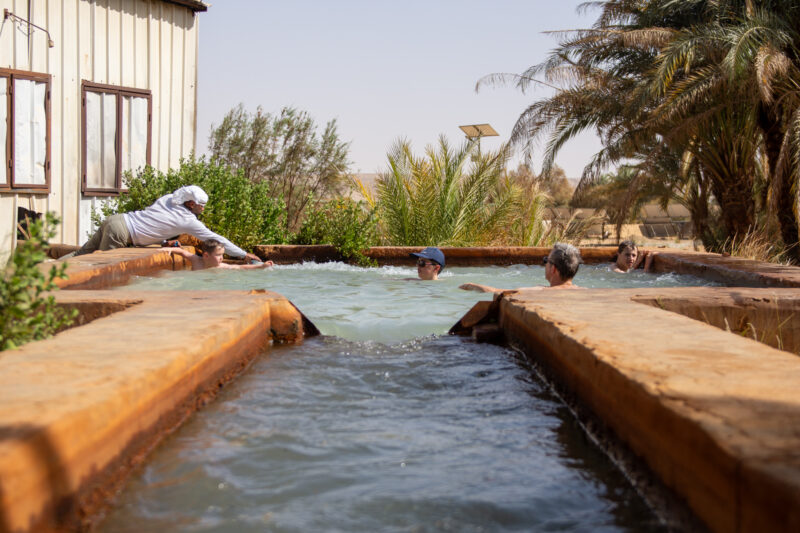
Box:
[1,0,207,265]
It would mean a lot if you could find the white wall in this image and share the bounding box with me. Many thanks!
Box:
[0,0,200,264]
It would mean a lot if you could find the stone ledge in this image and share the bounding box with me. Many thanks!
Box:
[0,289,316,532]
[456,287,800,533]
[44,248,191,290]
[652,250,800,288]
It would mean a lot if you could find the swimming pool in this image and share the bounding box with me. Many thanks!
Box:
[98,263,712,531]
[117,262,716,343]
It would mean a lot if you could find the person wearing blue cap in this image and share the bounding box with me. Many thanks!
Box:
[410,246,445,280]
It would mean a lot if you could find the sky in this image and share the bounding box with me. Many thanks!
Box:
[196,0,602,178]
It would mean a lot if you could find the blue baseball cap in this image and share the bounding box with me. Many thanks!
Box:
[410,247,445,269]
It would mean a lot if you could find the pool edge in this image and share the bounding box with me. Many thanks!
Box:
[455,287,800,533]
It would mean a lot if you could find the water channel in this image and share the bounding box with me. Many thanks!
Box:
[99,263,714,531]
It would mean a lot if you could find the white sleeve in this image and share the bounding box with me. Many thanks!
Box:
[184,219,248,258]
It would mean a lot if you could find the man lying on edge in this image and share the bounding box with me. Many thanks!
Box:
[71,185,263,263]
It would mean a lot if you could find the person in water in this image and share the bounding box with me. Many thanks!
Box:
[410,247,445,280]
[72,185,263,263]
[161,239,274,271]
[460,242,583,293]
[611,240,655,273]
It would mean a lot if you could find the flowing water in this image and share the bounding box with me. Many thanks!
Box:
[99,263,714,531]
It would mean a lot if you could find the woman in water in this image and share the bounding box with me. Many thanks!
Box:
[612,240,655,273]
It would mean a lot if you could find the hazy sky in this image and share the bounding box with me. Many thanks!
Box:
[196,1,602,178]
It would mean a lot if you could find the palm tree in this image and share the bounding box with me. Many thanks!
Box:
[652,0,800,258]
[481,0,800,257]
[375,137,518,246]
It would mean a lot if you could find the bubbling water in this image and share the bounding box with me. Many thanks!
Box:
[118,262,716,343]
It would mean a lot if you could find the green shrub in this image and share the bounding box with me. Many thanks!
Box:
[1,214,76,351]
[94,156,288,250]
[293,198,379,266]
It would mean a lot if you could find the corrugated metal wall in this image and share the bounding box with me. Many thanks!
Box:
[0,0,199,265]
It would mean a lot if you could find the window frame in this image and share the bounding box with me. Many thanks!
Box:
[81,81,152,196]
[0,67,52,192]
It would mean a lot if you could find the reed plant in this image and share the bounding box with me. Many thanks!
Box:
[723,226,792,265]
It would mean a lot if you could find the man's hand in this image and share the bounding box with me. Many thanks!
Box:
[459,283,499,293]
[244,252,262,263]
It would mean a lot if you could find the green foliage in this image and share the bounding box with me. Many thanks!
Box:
[375,137,518,246]
[293,198,379,266]
[0,214,76,351]
[209,104,352,230]
[96,157,288,250]
[481,0,800,260]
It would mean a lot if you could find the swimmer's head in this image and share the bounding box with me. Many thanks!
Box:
[410,247,445,280]
[615,240,638,271]
[545,243,582,283]
[201,239,225,268]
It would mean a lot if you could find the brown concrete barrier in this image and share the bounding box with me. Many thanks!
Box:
[254,245,619,266]
[0,289,316,532]
[454,287,800,533]
[652,250,800,288]
[44,248,191,290]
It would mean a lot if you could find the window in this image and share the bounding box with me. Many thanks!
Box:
[0,68,51,191]
[82,81,151,195]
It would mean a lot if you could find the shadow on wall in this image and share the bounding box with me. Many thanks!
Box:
[0,424,72,533]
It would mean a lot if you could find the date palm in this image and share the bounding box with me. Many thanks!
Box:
[481,0,799,255]
[653,0,800,258]
[375,137,517,246]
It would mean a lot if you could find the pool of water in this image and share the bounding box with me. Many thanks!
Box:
[117,262,716,343]
[100,262,709,531]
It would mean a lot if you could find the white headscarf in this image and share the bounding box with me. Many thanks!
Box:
[171,185,209,207]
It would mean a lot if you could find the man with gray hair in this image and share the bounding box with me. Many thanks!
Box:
[72,185,262,263]
[460,242,583,293]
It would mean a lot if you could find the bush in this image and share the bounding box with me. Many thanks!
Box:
[209,105,352,230]
[94,156,288,250]
[293,198,379,266]
[0,214,76,351]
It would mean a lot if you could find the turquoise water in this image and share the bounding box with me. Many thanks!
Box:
[117,262,714,343]
[99,263,709,531]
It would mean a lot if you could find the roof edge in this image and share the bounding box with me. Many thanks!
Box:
[162,0,208,13]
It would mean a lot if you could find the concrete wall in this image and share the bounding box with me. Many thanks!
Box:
[0,0,200,265]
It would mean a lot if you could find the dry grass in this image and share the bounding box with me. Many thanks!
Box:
[723,227,792,264]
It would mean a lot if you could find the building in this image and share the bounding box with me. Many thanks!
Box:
[0,0,207,265]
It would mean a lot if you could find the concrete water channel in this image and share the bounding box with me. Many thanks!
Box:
[1,246,799,532]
